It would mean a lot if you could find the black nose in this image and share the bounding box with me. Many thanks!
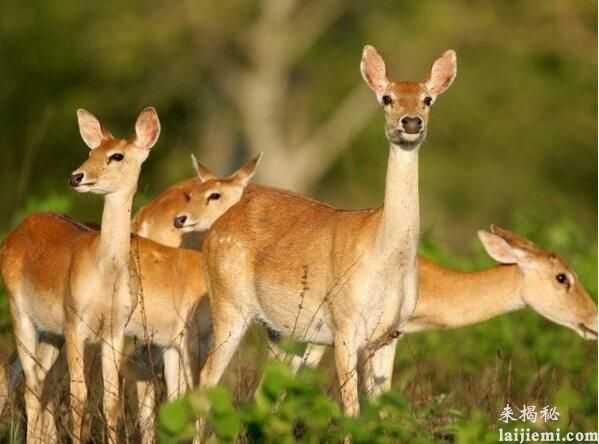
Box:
[174,214,188,228]
[401,116,423,134]
[70,172,84,187]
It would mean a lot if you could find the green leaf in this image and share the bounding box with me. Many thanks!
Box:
[159,398,192,435]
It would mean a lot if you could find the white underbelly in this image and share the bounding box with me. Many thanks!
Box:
[255,285,334,345]
[28,295,65,335]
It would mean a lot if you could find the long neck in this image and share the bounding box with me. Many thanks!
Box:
[374,145,420,256]
[98,188,136,267]
[406,259,525,333]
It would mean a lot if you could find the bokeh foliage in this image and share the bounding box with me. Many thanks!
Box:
[0,1,596,251]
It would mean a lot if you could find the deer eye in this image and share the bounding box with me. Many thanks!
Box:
[423,96,433,106]
[382,95,393,106]
[184,192,192,202]
[108,153,124,163]
[206,192,221,203]
[556,273,569,286]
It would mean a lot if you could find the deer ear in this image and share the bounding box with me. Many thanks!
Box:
[77,109,111,149]
[478,230,522,264]
[135,106,161,150]
[425,49,457,98]
[360,45,389,98]
[233,153,262,187]
[191,154,216,182]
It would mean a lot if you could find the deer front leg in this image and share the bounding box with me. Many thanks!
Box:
[128,344,160,444]
[135,379,156,444]
[34,341,61,444]
[11,312,44,444]
[102,334,125,444]
[361,336,399,399]
[196,303,251,441]
[0,351,23,419]
[164,347,185,401]
[65,331,88,444]
[334,330,360,417]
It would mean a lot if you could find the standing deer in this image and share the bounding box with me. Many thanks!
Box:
[3,187,596,441]
[179,44,457,425]
[0,167,202,443]
[247,225,598,393]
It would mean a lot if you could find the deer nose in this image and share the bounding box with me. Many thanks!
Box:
[173,214,188,228]
[401,116,423,134]
[69,172,85,187]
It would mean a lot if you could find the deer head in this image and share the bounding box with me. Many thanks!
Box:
[70,107,161,194]
[361,45,456,151]
[478,225,598,340]
[173,154,262,232]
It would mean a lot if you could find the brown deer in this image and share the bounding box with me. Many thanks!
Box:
[0,162,202,444]
[248,225,598,394]
[178,44,457,425]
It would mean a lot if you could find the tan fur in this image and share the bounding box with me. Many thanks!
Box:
[180,46,457,424]
[0,108,211,444]
[276,227,598,395]
[133,177,200,248]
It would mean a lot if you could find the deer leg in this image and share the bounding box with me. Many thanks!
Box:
[11,311,44,444]
[334,330,360,417]
[135,378,156,444]
[361,337,399,399]
[65,330,88,444]
[102,334,125,444]
[163,347,184,401]
[128,344,161,444]
[0,351,23,419]
[35,341,61,444]
[196,304,250,441]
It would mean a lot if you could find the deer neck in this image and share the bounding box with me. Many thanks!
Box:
[374,145,419,258]
[407,262,525,332]
[97,188,136,269]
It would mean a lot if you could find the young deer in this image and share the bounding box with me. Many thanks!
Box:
[177,45,457,421]
[132,155,207,249]
[65,109,260,444]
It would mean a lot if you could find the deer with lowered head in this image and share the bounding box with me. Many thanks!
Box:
[176,44,457,423]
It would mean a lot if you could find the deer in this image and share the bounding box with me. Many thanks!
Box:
[176,44,457,427]
[0,170,205,443]
[65,115,260,444]
[132,155,207,250]
[244,225,598,394]
[3,183,596,441]
[0,106,261,444]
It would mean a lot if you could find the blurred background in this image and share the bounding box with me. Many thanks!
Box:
[1,1,596,250]
[0,0,596,441]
